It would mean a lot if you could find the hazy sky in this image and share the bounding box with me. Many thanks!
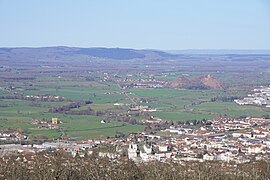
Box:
[0,0,270,50]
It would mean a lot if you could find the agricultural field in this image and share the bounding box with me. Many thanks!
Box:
[1,48,270,140]
[0,78,145,140]
[2,78,270,140]
[131,88,270,121]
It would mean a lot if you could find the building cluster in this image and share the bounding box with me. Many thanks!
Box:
[129,105,157,112]
[234,86,270,106]
[24,94,65,102]
[0,138,124,159]
[31,118,60,129]
[101,72,166,89]
[0,118,60,141]
[112,74,166,89]
[0,130,27,141]
[125,117,270,164]
[2,116,270,165]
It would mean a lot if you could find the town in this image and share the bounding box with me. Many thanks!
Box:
[1,116,270,165]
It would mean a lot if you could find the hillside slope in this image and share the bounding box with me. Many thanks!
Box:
[167,74,223,90]
[0,47,175,61]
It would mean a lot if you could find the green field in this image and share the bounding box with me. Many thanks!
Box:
[1,68,270,140]
[0,79,144,139]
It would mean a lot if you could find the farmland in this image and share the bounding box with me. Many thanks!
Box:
[0,80,145,139]
[1,47,270,140]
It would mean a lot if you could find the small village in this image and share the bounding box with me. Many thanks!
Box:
[234,86,270,106]
[102,72,166,89]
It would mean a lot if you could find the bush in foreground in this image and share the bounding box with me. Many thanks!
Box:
[0,152,270,179]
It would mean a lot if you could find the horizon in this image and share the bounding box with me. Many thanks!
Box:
[1,0,270,49]
[1,46,270,51]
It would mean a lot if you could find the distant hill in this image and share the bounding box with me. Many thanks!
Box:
[76,47,145,59]
[168,49,270,55]
[167,74,223,90]
[0,47,175,61]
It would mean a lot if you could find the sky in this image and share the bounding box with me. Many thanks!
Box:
[0,0,270,50]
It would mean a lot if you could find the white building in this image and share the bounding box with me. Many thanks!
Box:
[128,144,138,159]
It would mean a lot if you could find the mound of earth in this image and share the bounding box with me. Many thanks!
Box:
[198,74,223,90]
[166,76,191,88]
[167,74,223,90]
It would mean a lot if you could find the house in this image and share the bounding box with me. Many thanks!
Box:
[164,128,179,134]
[51,118,59,124]
[214,152,233,162]
[140,151,150,162]
[143,144,152,154]
[253,133,266,138]
[100,120,106,124]
[248,145,263,154]
[192,130,211,136]
[158,144,170,152]
[128,144,139,159]
[203,153,215,161]
[232,131,252,138]
[98,152,118,159]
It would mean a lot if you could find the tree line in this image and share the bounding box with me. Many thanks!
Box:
[0,151,270,179]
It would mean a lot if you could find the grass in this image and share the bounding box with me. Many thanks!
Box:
[154,111,215,121]
[26,129,61,139]
[193,102,270,117]
[1,73,270,139]
[0,97,143,139]
[130,88,270,121]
